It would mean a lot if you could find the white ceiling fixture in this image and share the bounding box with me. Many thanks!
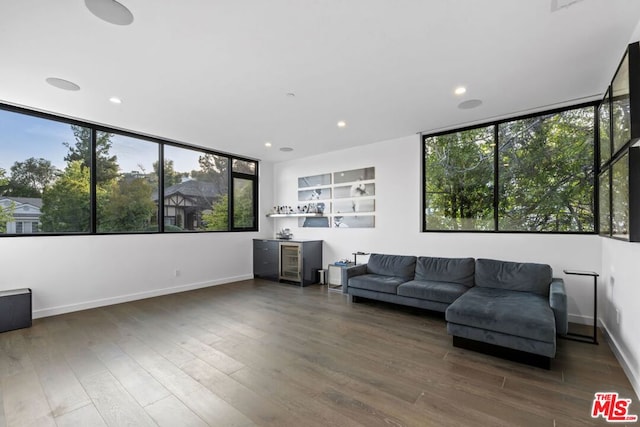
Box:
[280,147,294,152]
[109,96,122,104]
[454,86,467,96]
[85,0,134,25]
[337,120,347,128]
[458,99,483,110]
[265,142,272,147]
[45,77,80,91]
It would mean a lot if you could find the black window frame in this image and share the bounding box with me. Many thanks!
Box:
[598,42,640,242]
[230,168,259,231]
[422,101,598,234]
[0,102,259,237]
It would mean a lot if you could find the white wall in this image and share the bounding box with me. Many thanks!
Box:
[0,162,274,319]
[273,133,640,396]
[601,239,640,398]
[272,134,602,323]
[589,31,640,398]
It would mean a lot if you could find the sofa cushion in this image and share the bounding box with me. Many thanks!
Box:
[397,280,468,304]
[445,287,556,343]
[366,254,416,281]
[415,257,475,287]
[348,274,407,294]
[475,258,552,296]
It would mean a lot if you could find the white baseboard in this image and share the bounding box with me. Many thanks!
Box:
[32,274,254,319]
[568,313,596,326]
[600,319,640,400]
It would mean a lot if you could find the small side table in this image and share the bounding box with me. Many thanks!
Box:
[327,263,354,293]
[352,252,370,265]
[562,270,598,345]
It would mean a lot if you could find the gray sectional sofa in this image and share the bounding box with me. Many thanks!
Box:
[344,254,474,312]
[343,253,568,368]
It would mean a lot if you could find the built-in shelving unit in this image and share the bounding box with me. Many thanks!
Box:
[266,213,325,218]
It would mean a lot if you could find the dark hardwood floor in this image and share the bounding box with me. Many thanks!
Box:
[0,279,637,426]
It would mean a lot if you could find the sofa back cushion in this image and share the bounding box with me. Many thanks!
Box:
[366,254,416,281]
[415,256,475,287]
[475,258,552,296]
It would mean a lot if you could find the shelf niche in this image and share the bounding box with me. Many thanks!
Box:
[265,213,325,218]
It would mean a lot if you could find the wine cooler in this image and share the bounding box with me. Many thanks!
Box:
[279,243,302,281]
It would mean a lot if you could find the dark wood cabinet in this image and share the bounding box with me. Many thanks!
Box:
[253,239,322,286]
[253,239,279,281]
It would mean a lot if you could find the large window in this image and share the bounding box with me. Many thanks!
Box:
[424,125,494,231]
[599,170,611,236]
[0,104,258,236]
[612,52,631,153]
[96,132,160,233]
[164,146,229,232]
[0,110,91,234]
[498,108,595,232]
[598,42,640,242]
[611,154,629,239]
[231,159,257,230]
[423,104,595,233]
[599,88,611,166]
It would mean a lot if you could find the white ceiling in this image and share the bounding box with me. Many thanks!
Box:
[2,1,640,163]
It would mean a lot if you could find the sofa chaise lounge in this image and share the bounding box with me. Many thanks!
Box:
[343,253,568,368]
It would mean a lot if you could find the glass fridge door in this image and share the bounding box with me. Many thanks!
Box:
[280,243,301,281]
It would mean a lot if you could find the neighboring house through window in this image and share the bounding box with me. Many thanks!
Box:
[156,179,222,231]
[0,197,43,234]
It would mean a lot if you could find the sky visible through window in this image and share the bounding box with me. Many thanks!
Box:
[0,106,258,234]
[0,109,200,173]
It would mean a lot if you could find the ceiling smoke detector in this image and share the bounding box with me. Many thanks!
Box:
[85,0,134,25]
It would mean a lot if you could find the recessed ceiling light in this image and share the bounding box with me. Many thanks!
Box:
[85,0,134,25]
[46,77,80,91]
[265,142,272,148]
[109,96,122,104]
[454,86,467,96]
[280,147,294,152]
[337,120,347,128]
[458,99,483,110]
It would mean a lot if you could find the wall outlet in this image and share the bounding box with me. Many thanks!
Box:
[174,269,181,277]
[616,308,621,325]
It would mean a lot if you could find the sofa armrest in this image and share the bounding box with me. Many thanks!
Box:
[342,264,368,293]
[549,278,568,336]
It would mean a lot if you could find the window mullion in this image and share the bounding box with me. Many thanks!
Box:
[494,124,499,231]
